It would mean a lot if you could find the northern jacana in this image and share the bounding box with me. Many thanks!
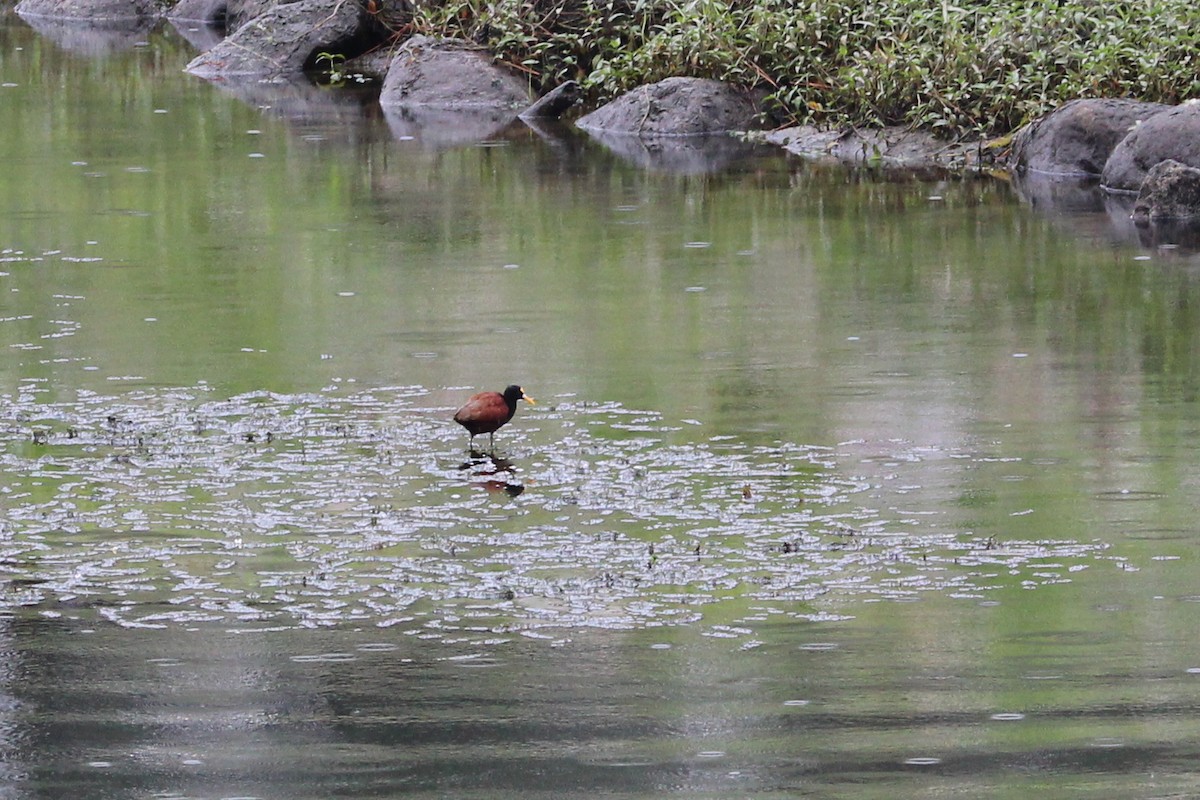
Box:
[453,385,535,451]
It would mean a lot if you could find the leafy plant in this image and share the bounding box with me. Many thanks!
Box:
[315,51,347,86]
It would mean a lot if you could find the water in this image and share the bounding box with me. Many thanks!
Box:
[4,7,1200,798]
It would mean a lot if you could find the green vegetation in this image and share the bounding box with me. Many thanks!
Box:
[400,0,1200,136]
[315,50,347,84]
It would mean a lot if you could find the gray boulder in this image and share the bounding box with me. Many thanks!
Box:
[1131,159,1200,223]
[379,36,531,111]
[184,0,375,79]
[576,77,761,136]
[15,0,159,20]
[168,0,278,32]
[166,0,227,24]
[227,0,279,31]
[1102,102,1200,191]
[519,80,582,120]
[1010,98,1167,177]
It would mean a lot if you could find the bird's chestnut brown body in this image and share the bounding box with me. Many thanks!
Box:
[453,385,534,450]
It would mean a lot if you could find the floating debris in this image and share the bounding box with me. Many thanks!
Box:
[0,386,1111,641]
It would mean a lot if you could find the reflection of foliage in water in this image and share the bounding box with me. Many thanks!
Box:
[0,387,1110,641]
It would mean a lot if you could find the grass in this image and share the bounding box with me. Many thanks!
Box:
[390,0,1200,137]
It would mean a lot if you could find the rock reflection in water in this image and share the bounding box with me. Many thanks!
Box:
[1132,216,1200,251]
[205,76,384,136]
[1010,171,1108,213]
[580,129,764,174]
[382,105,524,150]
[1010,171,1147,247]
[15,12,157,55]
[1013,170,1200,253]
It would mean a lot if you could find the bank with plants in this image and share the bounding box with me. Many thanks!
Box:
[399,0,1199,137]
[16,0,1200,139]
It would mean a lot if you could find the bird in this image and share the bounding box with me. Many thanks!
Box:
[453,385,535,452]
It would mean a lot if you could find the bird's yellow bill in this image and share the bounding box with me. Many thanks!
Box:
[522,395,536,404]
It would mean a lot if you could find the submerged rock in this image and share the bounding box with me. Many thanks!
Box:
[1132,159,1200,223]
[519,80,582,120]
[1102,102,1200,192]
[576,77,761,136]
[15,0,159,20]
[379,35,531,111]
[1010,98,1167,177]
[184,0,377,80]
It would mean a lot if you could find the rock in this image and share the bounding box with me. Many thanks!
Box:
[166,0,275,34]
[15,0,159,21]
[184,0,377,80]
[227,0,278,32]
[1102,102,1200,192]
[166,0,229,26]
[379,36,531,111]
[576,77,761,136]
[378,36,535,148]
[344,47,395,81]
[1010,98,1167,177]
[519,81,582,120]
[1131,159,1200,223]
[766,124,990,171]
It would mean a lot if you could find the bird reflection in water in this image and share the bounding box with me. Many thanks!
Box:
[458,452,525,497]
[478,479,525,498]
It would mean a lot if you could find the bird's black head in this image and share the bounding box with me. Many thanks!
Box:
[502,385,534,406]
